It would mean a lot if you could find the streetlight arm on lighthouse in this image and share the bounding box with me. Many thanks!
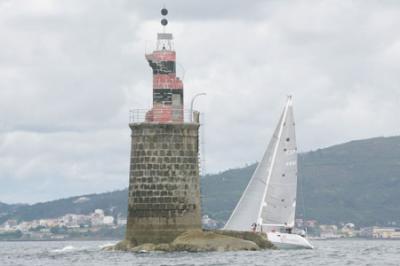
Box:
[190,93,206,122]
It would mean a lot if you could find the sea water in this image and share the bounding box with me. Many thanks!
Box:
[1,239,399,266]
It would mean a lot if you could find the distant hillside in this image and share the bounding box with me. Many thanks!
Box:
[202,136,400,226]
[200,165,256,222]
[0,191,128,224]
[0,202,10,213]
[0,202,26,222]
[299,136,400,226]
[2,136,400,227]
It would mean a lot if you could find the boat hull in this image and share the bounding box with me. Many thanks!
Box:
[267,232,313,249]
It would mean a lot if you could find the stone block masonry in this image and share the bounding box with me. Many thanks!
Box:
[125,122,202,244]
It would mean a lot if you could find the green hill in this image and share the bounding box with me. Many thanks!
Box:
[0,202,9,211]
[200,165,256,222]
[0,191,127,223]
[202,136,400,226]
[298,136,400,226]
[2,136,400,227]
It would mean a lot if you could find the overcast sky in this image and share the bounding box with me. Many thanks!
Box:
[1,0,400,203]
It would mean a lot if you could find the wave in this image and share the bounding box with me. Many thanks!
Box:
[51,245,78,253]
[99,242,117,249]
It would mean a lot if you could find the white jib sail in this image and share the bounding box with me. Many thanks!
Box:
[224,96,297,231]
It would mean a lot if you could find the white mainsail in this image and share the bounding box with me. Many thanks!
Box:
[224,96,297,231]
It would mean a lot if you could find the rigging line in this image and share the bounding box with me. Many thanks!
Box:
[200,112,206,176]
[255,178,266,185]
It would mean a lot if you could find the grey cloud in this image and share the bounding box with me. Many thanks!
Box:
[1,0,400,203]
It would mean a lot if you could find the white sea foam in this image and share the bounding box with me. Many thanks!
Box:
[51,245,78,253]
[99,242,117,249]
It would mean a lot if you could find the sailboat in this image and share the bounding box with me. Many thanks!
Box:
[224,96,313,249]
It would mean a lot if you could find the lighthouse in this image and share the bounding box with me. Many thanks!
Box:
[144,13,184,123]
[125,8,202,245]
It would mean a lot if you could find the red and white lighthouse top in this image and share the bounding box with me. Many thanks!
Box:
[145,29,184,123]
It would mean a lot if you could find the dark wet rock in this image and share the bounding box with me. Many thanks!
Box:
[106,229,273,253]
[171,230,259,252]
[214,230,274,249]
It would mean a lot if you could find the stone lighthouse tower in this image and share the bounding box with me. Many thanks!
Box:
[125,8,202,245]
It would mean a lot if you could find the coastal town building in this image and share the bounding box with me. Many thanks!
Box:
[0,208,119,239]
[360,227,400,239]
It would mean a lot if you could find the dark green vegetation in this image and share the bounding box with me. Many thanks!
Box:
[0,202,10,213]
[203,136,400,226]
[1,136,400,227]
[200,164,256,223]
[0,191,127,224]
[0,230,22,240]
[298,136,400,226]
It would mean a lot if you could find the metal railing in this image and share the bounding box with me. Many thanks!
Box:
[129,108,199,124]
